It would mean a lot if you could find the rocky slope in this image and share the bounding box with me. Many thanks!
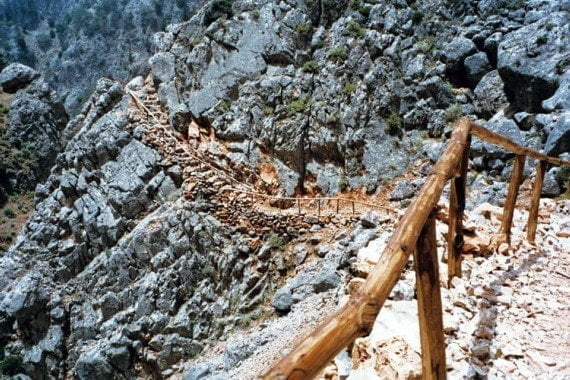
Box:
[0,0,569,379]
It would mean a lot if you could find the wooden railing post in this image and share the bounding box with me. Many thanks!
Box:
[317,200,321,216]
[414,213,446,380]
[500,155,526,244]
[448,135,470,287]
[336,199,340,214]
[527,161,548,243]
[297,198,301,215]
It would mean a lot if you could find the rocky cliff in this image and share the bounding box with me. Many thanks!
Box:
[0,0,569,379]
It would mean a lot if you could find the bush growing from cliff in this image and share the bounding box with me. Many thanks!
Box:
[295,23,312,38]
[556,167,570,195]
[412,11,424,25]
[302,60,318,73]
[266,233,286,249]
[445,103,463,122]
[343,82,357,95]
[204,0,234,25]
[0,355,24,376]
[288,96,311,115]
[329,47,348,63]
[3,208,16,219]
[417,36,436,53]
[386,112,403,137]
[345,21,366,39]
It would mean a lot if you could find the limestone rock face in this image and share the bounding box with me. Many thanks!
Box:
[497,12,570,112]
[0,64,68,201]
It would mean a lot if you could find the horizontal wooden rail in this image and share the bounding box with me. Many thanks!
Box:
[226,188,393,212]
[469,122,570,167]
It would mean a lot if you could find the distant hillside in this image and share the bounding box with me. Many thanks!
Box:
[0,0,203,112]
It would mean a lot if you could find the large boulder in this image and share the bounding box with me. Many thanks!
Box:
[544,113,570,156]
[442,37,477,83]
[542,71,570,112]
[497,13,570,112]
[0,63,40,93]
[474,70,509,118]
[464,52,491,87]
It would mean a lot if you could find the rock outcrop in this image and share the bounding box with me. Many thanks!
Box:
[0,63,68,202]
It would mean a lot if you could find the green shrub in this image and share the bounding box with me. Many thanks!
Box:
[536,35,547,45]
[0,104,9,114]
[417,36,435,53]
[342,82,357,95]
[386,112,403,136]
[295,23,312,37]
[262,106,274,116]
[204,0,234,25]
[411,11,424,25]
[0,355,24,376]
[237,313,253,327]
[302,60,319,73]
[201,264,216,277]
[329,47,347,63]
[216,100,232,112]
[266,233,286,249]
[556,167,570,191]
[358,6,372,17]
[288,96,311,114]
[326,113,339,124]
[338,175,349,191]
[3,208,16,219]
[345,21,366,39]
[445,103,463,122]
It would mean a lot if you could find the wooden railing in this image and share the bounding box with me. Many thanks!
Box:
[262,119,570,379]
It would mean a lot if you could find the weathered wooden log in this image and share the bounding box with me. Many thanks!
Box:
[500,155,526,244]
[262,120,471,379]
[527,161,548,243]
[469,123,570,167]
[448,136,470,287]
[414,213,446,379]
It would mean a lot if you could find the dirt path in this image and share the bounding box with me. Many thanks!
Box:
[347,197,570,379]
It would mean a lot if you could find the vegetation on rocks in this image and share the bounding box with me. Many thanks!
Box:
[302,60,319,73]
[0,355,24,376]
[345,21,366,39]
[266,232,286,249]
[328,46,348,63]
[204,0,234,25]
[288,96,311,115]
[445,103,463,122]
[387,112,403,137]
